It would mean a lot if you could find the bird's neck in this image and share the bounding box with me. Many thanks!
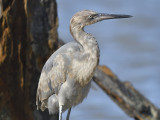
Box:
[70,26,99,55]
[70,25,100,86]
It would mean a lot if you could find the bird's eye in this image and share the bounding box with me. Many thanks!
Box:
[88,15,93,19]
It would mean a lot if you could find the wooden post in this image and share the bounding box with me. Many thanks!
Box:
[0,0,58,119]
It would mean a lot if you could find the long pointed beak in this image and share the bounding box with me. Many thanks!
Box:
[96,13,132,21]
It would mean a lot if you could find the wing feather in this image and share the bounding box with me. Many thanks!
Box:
[36,42,81,110]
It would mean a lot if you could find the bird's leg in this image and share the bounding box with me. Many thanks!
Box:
[66,107,72,120]
[59,105,63,120]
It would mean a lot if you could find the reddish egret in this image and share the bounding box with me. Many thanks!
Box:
[36,10,131,120]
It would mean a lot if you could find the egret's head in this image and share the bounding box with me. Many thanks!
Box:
[70,10,132,28]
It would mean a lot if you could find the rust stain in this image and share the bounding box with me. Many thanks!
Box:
[0,28,9,63]
[135,114,144,120]
[36,56,43,70]
[20,77,24,89]
[48,39,53,49]
[18,43,24,89]
[98,65,117,79]
[18,43,21,61]
[114,95,123,103]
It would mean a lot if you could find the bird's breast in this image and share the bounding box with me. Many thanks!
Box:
[70,52,98,86]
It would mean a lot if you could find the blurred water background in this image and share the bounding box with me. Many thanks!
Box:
[57,0,160,120]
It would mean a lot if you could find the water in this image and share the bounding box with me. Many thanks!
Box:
[57,0,160,120]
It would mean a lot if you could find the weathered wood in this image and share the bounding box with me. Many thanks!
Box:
[93,66,160,120]
[0,0,58,120]
[0,0,2,17]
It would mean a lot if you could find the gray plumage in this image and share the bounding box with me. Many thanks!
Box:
[36,10,132,120]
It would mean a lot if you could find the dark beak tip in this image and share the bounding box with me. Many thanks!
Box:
[117,14,133,19]
[126,15,133,18]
